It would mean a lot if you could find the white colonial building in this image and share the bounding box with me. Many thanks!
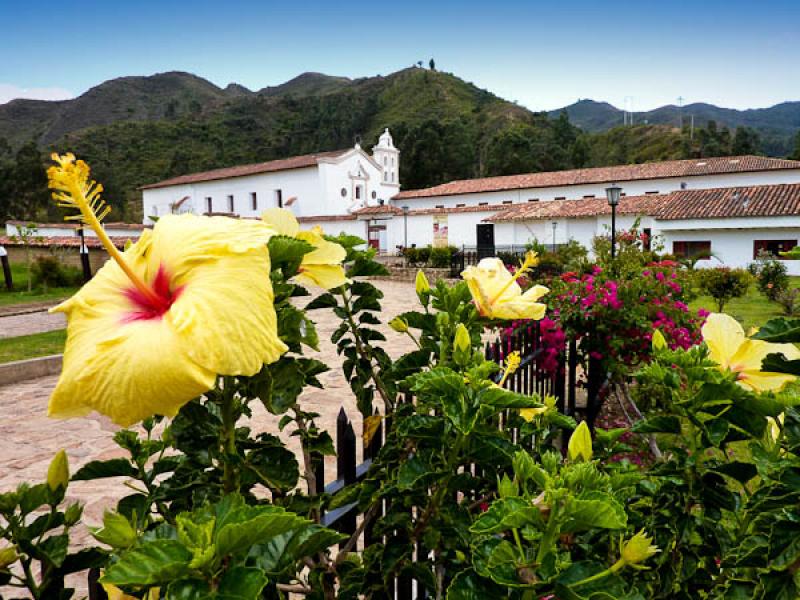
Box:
[137,146,800,274]
[140,129,401,249]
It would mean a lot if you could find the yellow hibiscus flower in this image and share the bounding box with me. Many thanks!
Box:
[461,254,548,320]
[47,154,287,427]
[261,208,348,289]
[702,313,800,393]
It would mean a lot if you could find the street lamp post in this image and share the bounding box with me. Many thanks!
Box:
[402,205,409,249]
[605,184,622,260]
[551,221,557,253]
[78,227,92,283]
[0,246,12,290]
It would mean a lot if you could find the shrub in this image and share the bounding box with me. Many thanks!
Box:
[695,267,751,311]
[748,250,789,301]
[428,246,456,268]
[31,256,82,289]
[402,245,430,266]
[775,287,800,316]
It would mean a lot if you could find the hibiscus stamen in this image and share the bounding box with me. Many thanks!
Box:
[47,154,162,307]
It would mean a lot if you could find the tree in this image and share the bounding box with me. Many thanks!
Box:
[429,58,436,71]
[790,131,800,160]
[732,126,761,155]
[9,223,42,291]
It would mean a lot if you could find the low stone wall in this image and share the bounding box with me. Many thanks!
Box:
[6,246,110,272]
[0,355,62,386]
[372,265,455,284]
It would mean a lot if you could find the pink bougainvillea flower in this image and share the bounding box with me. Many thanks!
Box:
[47,154,287,426]
[702,313,800,393]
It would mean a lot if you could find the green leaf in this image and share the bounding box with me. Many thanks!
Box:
[254,525,343,576]
[563,492,627,532]
[477,386,544,410]
[38,533,69,567]
[470,498,543,534]
[72,458,137,481]
[268,235,313,277]
[305,292,338,310]
[217,566,269,600]
[92,511,137,549]
[712,461,758,484]
[705,418,730,446]
[101,539,192,586]
[215,508,309,558]
[752,318,800,343]
[762,353,800,376]
[397,456,440,491]
[632,416,681,434]
[446,569,507,599]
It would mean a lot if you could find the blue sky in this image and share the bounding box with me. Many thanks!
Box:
[1,0,798,110]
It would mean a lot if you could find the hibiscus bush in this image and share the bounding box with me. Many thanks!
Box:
[3,156,800,600]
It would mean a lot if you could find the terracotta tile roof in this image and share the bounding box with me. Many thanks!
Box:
[409,203,510,216]
[6,220,145,231]
[486,195,669,222]
[394,156,800,200]
[654,183,800,220]
[141,149,350,189]
[0,235,131,249]
[352,205,404,216]
[296,214,358,223]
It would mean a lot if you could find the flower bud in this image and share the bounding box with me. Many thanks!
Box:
[453,323,472,366]
[0,546,17,570]
[92,511,137,549]
[651,329,667,351]
[620,530,660,566]
[47,449,69,491]
[567,421,592,462]
[415,269,430,296]
[389,316,409,333]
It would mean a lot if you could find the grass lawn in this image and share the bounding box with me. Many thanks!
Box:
[0,329,66,363]
[690,276,800,330]
[0,262,79,307]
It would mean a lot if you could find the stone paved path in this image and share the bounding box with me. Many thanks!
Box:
[0,309,66,338]
[0,279,420,588]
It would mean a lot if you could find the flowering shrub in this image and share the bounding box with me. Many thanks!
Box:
[748,249,789,301]
[695,266,752,312]
[550,263,705,373]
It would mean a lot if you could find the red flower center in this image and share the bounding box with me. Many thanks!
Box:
[123,265,183,321]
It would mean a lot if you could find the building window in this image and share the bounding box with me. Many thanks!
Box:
[250,192,257,210]
[479,202,489,206]
[554,196,566,201]
[227,195,234,213]
[456,203,466,208]
[383,172,388,182]
[355,186,362,200]
[673,241,711,259]
[435,204,444,209]
[502,200,513,205]
[205,197,213,213]
[643,228,652,251]
[582,194,595,199]
[383,156,387,165]
[528,198,539,202]
[645,190,659,195]
[341,187,347,197]
[754,239,798,259]
[391,157,394,167]
[275,189,283,208]
[371,191,377,199]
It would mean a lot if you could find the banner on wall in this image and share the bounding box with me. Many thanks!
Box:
[432,215,449,248]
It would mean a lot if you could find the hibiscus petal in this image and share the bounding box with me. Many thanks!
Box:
[521,285,549,302]
[295,265,348,289]
[261,208,300,237]
[50,312,217,426]
[702,313,745,368]
[491,299,547,321]
[738,370,799,393]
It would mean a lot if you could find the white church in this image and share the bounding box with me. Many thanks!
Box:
[139,129,800,274]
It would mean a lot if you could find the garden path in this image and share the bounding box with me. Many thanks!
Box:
[0,308,65,338]
[0,280,420,545]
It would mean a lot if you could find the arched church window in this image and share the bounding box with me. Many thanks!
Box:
[341,188,347,197]
[371,191,377,199]
[355,186,362,200]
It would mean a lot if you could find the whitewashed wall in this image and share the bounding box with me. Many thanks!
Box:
[5,223,144,239]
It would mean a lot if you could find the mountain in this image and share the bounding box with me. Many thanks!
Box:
[258,72,353,98]
[0,71,240,147]
[551,99,800,154]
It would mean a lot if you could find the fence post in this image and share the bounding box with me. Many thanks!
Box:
[336,408,357,548]
[585,355,604,429]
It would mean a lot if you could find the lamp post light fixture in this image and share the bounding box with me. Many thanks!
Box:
[551,221,557,253]
[402,205,410,250]
[0,246,11,291]
[605,184,622,260]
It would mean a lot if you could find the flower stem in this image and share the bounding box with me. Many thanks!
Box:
[219,379,239,494]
